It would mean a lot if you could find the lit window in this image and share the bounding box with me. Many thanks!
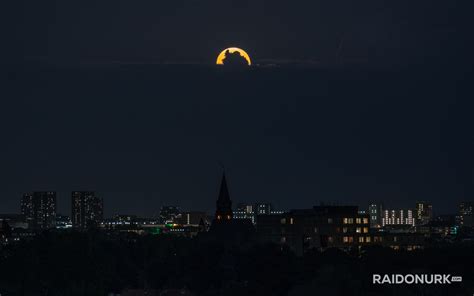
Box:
[356,218,361,224]
[363,227,369,233]
[366,236,371,243]
[343,236,349,243]
[328,218,333,224]
[356,227,361,233]
[290,218,294,225]
[328,236,334,243]
[281,218,286,224]
[358,237,364,243]
[343,218,348,224]
[342,227,348,233]
[348,218,354,224]
[363,218,369,224]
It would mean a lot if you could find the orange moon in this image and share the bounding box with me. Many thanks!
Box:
[216,47,252,66]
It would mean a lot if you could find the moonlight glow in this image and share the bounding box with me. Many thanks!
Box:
[216,47,252,66]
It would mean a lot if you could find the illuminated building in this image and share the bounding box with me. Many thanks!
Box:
[233,202,276,224]
[176,211,208,226]
[159,206,181,224]
[71,191,104,229]
[114,215,137,223]
[415,201,433,225]
[368,202,384,228]
[20,193,34,225]
[21,192,57,229]
[234,203,254,223]
[458,201,474,227]
[0,214,28,229]
[55,215,73,229]
[257,205,371,255]
[382,209,415,227]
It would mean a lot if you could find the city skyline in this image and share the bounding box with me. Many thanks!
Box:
[3,182,467,219]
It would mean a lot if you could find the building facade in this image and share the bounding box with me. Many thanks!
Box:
[159,206,181,224]
[21,192,57,229]
[458,201,474,227]
[177,211,208,226]
[257,206,371,255]
[71,191,104,229]
[415,201,433,225]
[234,202,276,224]
[368,202,384,228]
[382,209,415,227]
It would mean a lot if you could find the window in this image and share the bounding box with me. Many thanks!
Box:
[280,218,286,224]
[363,218,369,224]
[348,236,354,243]
[343,236,349,243]
[328,236,334,243]
[356,227,361,233]
[290,218,294,225]
[356,218,361,224]
[342,227,348,233]
[328,218,333,224]
[281,236,286,243]
[358,237,364,243]
[366,236,371,243]
[363,227,369,233]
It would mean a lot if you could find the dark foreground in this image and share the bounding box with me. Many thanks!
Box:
[0,231,473,296]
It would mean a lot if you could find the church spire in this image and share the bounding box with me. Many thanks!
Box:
[215,172,233,221]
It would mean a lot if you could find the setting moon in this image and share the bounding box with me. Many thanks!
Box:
[216,47,252,66]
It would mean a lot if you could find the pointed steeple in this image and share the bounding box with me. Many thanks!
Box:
[218,173,230,202]
[215,172,233,221]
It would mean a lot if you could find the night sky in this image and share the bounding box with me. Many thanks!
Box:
[1,0,473,217]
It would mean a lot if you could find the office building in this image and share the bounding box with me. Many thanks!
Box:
[415,201,433,225]
[71,191,104,229]
[234,203,255,223]
[458,201,474,227]
[257,205,372,255]
[234,202,277,224]
[21,192,57,229]
[382,209,415,227]
[368,202,384,228]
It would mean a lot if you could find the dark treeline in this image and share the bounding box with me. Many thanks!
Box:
[0,232,473,296]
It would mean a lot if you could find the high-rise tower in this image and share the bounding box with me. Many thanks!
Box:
[71,191,103,229]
